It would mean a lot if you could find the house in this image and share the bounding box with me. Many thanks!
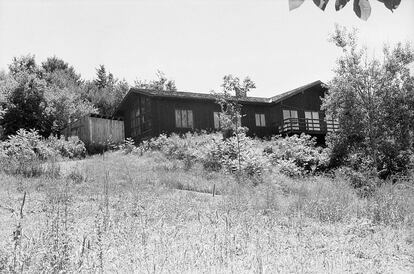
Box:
[113,80,338,143]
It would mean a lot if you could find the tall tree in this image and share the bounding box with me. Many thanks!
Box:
[41,56,81,84]
[94,65,108,89]
[8,54,39,76]
[0,55,96,137]
[212,75,256,174]
[1,71,48,136]
[84,65,130,116]
[2,56,48,136]
[323,25,414,176]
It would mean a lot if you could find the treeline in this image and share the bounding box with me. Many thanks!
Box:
[0,55,176,138]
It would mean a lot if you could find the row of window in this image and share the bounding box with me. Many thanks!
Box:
[175,110,264,129]
[132,106,338,133]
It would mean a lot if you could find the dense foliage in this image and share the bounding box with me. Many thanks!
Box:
[0,55,96,137]
[134,70,177,92]
[0,129,86,176]
[323,26,414,178]
[0,55,177,138]
[130,132,330,179]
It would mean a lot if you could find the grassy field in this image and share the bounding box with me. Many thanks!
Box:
[0,151,413,273]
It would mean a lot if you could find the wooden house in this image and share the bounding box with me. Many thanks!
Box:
[62,114,124,145]
[114,80,338,142]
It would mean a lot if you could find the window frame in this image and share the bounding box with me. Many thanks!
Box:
[175,109,194,129]
[213,111,221,129]
[304,111,321,131]
[255,113,266,127]
[282,109,299,131]
[130,96,151,137]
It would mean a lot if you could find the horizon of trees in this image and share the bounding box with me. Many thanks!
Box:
[0,54,176,138]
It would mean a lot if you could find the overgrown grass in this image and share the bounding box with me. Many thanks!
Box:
[0,151,413,273]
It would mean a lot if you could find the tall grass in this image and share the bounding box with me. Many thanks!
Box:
[0,151,413,272]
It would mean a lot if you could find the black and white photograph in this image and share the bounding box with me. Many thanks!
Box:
[0,0,413,272]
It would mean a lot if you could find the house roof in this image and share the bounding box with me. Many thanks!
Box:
[269,80,323,103]
[114,80,325,115]
[128,88,270,103]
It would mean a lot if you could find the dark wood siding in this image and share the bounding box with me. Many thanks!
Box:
[154,98,221,134]
[270,102,283,134]
[118,93,153,142]
[240,103,275,137]
[276,85,327,142]
[115,83,329,142]
[280,85,324,111]
[152,98,277,137]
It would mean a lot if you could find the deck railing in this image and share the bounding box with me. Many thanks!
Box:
[279,118,339,134]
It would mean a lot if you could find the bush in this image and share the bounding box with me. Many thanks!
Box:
[326,133,414,179]
[265,134,330,177]
[142,132,269,178]
[377,141,412,178]
[139,132,333,180]
[46,135,86,159]
[0,129,86,176]
[120,138,136,154]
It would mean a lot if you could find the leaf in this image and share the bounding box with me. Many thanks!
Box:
[353,0,371,21]
[289,0,306,11]
[335,0,351,10]
[313,0,330,11]
[377,0,401,12]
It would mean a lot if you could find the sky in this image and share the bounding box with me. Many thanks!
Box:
[0,0,413,97]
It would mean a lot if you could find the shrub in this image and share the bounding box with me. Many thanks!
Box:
[141,132,268,178]
[139,132,332,180]
[120,138,136,154]
[377,141,412,178]
[326,133,414,179]
[265,134,330,177]
[46,135,86,159]
[0,129,86,176]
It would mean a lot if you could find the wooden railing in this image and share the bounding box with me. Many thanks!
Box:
[279,118,339,134]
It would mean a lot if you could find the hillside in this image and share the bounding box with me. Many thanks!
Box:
[1,150,413,273]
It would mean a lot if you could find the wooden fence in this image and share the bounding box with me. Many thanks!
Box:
[62,114,124,145]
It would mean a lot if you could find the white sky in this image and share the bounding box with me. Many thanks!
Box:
[0,0,413,97]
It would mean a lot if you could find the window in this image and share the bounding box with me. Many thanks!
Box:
[325,114,339,132]
[130,96,151,138]
[141,97,151,131]
[175,109,194,128]
[213,112,221,129]
[130,109,141,137]
[304,111,320,131]
[236,115,242,127]
[282,109,299,130]
[255,113,266,127]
